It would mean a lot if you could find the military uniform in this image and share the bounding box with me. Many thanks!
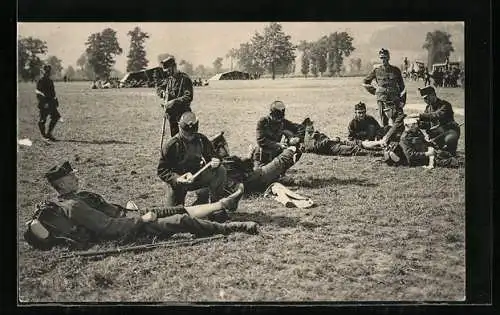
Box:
[254,115,302,166]
[363,57,405,127]
[398,128,460,168]
[158,57,194,137]
[347,115,381,141]
[418,97,460,155]
[36,73,61,139]
[223,147,301,193]
[157,132,227,206]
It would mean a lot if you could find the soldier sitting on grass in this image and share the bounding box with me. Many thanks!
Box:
[24,161,258,251]
[347,102,383,142]
[253,100,303,168]
[382,117,462,168]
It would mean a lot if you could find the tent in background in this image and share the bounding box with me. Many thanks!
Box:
[209,70,251,81]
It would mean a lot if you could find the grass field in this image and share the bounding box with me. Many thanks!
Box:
[17,77,465,302]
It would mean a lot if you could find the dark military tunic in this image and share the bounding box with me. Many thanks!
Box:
[159,71,194,136]
[157,133,226,206]
[363,64,405,103]
[254,116,302,164]
[44,190,243,242]
[347,114,382,141]
[418,98,461,154]
[399,128,460,168]
[36,76,61,136]
[363,64,406,128]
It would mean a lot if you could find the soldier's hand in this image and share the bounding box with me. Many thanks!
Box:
[164,100,175,110]
[176,172,194,184]
[289,137,300,146]
[141,211,157,222]
[279,143,288,150]
[210,157,221,168]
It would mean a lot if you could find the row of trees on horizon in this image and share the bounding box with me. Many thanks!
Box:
[17,23,458,82]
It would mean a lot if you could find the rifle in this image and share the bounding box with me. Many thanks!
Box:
[59,234,225,259]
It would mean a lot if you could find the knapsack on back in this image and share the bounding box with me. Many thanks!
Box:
[23,201,91,250]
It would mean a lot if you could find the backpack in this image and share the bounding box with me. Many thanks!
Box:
[23,201,91,250]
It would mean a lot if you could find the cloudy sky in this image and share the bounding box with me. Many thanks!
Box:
[18,22,404,71]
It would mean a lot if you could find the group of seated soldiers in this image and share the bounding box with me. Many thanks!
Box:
[24,85,462,251]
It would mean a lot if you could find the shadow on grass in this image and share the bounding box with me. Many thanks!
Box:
[230,211,301,228]
[279,176,378,188]
[61,139,134,145]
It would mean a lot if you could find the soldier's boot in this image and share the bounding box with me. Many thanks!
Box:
[224,221,259,235]
[38,122,46,138]
[219,183,245,212]
[46,119,59,141]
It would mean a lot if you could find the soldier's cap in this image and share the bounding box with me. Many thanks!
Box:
[354,102,366,111]
[270,100,286,112]
[161,56,176,67]
[178,111,199,130]
[418,86,436,97]
[45,161,77,182]
[378,48,390,58]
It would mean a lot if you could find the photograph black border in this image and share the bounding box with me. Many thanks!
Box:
[9,0,494,313]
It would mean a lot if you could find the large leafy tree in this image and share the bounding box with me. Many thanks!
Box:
[325,32,355,77]
[85,28,123,80]
[76,52,96,80]
[213,57,223,73]
[45,55,63,80]
[126,26,150,72]
[18,36,48,82]
[234,42,264,74]
[64,66,76,80]
[297,40,311,78]
[423,30,454,67]
[178,60,194,75]
[226,48,238,71]
[251,22,296,80]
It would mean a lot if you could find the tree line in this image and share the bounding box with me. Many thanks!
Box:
[17,23,456,82]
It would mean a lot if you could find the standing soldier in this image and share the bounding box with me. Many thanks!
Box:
[253,100,303,167]
[347,102,382,142]
[363,48,406,127]
[157,57,193,140]
[407,86,461,156]
[363,48,407,145]
[424,68,431,86]
[36,65,61,141]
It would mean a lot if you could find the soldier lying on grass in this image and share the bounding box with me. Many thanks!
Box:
[24,161,258,251]
[298,118,384,157]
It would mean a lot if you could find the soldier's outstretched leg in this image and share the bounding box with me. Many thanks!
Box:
[150,214,259,237]
[246,146,299,190]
